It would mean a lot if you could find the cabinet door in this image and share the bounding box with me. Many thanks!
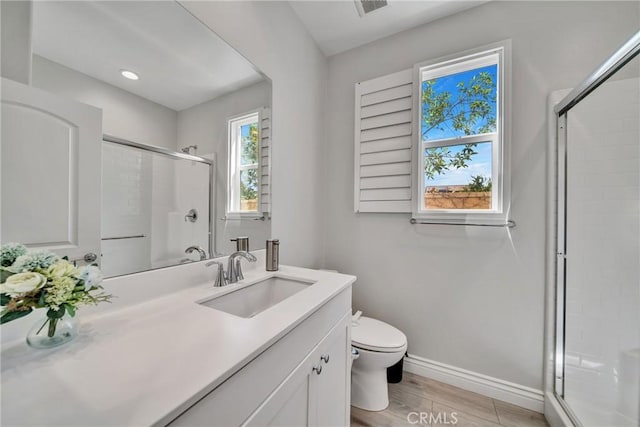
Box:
[1,78,102,264]
[243,313,351,427]
[313,315,350,427]
[242,346,318,427]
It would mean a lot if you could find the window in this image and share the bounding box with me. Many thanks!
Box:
[414,42,510,224]
[227,111,261,217]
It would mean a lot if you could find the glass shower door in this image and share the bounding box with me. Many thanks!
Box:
[559,54,639,426]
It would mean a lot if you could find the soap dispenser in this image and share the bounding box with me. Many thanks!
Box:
[266,239,279,271]
[231,237,250,252]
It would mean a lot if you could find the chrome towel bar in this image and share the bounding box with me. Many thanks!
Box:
[101,235,146,241]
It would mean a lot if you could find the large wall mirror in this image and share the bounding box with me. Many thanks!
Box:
[0,1,272,277]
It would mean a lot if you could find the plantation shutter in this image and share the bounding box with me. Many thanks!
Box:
[354,68,414,213]
[260,107,271,215]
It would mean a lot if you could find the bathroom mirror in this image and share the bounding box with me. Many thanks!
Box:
[1,1,272,277]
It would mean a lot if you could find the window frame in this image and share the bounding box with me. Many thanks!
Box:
[226,110,262,219]
[412,40,511,225]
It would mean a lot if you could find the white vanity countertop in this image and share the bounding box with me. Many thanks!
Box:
[0,266,355,426]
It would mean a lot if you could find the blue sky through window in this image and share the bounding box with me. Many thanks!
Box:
[421,65,497,141]
[241,123,251,139]
[240,122,258,166]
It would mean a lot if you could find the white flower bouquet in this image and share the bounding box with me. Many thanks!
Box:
[0,243,112,338]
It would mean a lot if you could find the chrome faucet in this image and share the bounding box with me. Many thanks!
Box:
[204,251,257,287]
[185,245,207,260]
[205,261,227,287]
[227,251,257,283]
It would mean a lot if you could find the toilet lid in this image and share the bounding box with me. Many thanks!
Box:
[352,316,407,353]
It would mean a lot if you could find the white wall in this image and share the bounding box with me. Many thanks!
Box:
[177,80,272,254]
[181,1,328,268]
[0,1,32,85]
[324,1,639,391]
[31,55,178,149]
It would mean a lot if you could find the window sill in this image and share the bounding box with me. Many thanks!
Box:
[411,211,511,227]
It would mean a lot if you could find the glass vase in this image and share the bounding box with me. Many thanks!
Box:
[26,313,79,349]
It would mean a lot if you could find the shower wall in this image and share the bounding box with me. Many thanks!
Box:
[101,143,211,277]
[101,143,153,277]
[563,70,639,425]
[171,158,211,262]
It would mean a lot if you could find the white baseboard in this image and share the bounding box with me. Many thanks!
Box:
[403,354,545,413]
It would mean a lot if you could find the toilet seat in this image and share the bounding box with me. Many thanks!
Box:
[352,316,407,353]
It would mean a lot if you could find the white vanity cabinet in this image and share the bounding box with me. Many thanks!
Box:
[244,313,350,426]
[168,287,351,427]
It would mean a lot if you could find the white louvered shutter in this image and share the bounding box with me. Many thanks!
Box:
[260,107,271,215]
[354,68,414,213]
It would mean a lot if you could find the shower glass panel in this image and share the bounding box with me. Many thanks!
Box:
[559,54,639,426]
[101,140,212,278]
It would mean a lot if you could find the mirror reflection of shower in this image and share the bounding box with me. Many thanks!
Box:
[101,137,213,278]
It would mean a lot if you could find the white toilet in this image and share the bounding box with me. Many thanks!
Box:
[351,316,407,411]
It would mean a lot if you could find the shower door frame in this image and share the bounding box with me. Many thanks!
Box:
[550,30,640,427]
[102,134,218,262]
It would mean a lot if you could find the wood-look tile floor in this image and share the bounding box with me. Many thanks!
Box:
[351,372,548,427]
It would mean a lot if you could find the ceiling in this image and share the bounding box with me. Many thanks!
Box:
[289,1,489,57]
[32,1,265,111]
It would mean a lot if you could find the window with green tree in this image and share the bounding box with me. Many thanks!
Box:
[228,112,260,215]
[415,43,509,223]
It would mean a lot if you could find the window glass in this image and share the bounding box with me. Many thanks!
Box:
[240,123,259,166]
[424,141,493,210]
[416,47,505,220]
[228,112,260,215]
[240,169,258,211]
[421,65,497,141]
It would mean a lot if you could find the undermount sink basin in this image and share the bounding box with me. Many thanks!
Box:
[199,276,315,318]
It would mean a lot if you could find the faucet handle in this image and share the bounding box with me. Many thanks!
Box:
[205,261,227,287]
[227,251,257,283]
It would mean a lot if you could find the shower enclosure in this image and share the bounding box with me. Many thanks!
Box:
[101,136,215,278]
[547,32,640,426]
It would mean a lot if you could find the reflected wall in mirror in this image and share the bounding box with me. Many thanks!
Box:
[0,0,272,277]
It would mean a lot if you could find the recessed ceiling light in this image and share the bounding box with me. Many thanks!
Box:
[120,70,139,80]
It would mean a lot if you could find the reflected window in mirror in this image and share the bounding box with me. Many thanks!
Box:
[228,111,262,217]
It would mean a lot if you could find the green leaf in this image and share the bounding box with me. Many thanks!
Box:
[65,303,76,317]
[0,308,32,324]
[37,291,46,307]
[47,305,66,319]
[0,293,11,306]
[0,268,15,284]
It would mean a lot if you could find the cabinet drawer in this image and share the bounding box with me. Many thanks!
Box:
[168,288,351,426]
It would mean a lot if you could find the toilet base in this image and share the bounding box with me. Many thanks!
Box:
[351,366,390,411]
